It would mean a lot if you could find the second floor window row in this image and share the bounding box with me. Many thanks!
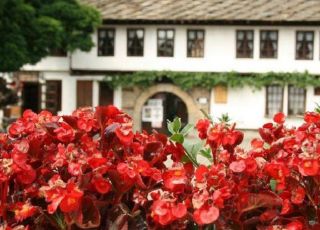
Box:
[97,28,317,60]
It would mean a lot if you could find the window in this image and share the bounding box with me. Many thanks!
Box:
[187,30,204,57]
[236,30,254,58]
[266,85,284,116]
[296,31,314,60]
[260,30,278,58]
[45,80,62,114]
[50,48,67,57]
[314,87,320,95]
[288,85,306,115]
[98,28,115,56]
[127,29,144,56]
[157,29,174,57]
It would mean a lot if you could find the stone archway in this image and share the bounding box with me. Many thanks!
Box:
[133,84,202,131]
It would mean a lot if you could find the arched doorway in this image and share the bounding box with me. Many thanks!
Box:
[141,92,188,134]
[132,84,202,131]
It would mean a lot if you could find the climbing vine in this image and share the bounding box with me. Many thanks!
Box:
[103,71,320,90]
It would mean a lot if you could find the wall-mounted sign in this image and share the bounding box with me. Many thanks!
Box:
[197,97,208,105]
[142,99,164,123]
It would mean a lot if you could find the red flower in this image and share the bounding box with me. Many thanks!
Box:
[92,176,112,194]
[273,112,285,124]
[41,177,83,214]
[195,165,209,183]
[304,112,320,124]
[264,163,290,180]
[16,165,36,185]
[196,119,210,139]
[229,160,246,173]
[54,122,75,143]
[115,127,134,146]
[8,121,25,137]
[245,157,258,174]
[162,166,188,193]
[68,162,82,176]
[151,200,187,226]
[286,220,304,230]
[59,183,83,213]
[298,159,319,176]
[280,199,292,215]
[193,204,219,225]
[291,186,305,204]
[13,202,37,222]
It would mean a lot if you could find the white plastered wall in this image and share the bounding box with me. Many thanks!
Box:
[42,72,121,115]
[210,86,320,129]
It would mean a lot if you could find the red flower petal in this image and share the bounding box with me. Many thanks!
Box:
[229,160,246,173]
[273,112,285,124]
[171,203,187,219]
[92,177,111,194]
[193,205,219,225]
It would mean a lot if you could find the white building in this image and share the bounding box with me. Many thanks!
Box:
[15,0,320,131]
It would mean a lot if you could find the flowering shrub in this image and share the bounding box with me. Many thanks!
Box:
[1,105,320,229]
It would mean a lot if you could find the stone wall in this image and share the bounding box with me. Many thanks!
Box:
[121,83,210,130]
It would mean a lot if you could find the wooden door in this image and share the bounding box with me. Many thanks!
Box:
[22,82,41,113]
[45,80,62,114]
[77,81,93,108]
[99,82,113,106]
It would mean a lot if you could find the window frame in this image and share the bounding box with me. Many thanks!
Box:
[157,29,175,57]
[45,80,62,114]
[295,31,314,60]
[187,29,205,58]
[260,30,278,59]
[127,28,145,57]
[97,28,115,57]
[236,30,254,58]
[265,85,284,116]
[287,85,307,116]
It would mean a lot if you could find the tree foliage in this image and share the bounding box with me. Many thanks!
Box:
[0,0,101,72]
[104,71,320,90]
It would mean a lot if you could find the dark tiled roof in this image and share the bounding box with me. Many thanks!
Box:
[80,0,320,23]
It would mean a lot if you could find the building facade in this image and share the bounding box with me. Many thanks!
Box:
[11,0,320,131]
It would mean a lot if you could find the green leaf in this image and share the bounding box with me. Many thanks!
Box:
[181,155,192,164]
[170,133,184,144]
[172,117,181,133]
[270,179,277,192]
[184,141,203,159]
[167,119,175,134]
[199,148,213,163]
[180,123,194,136]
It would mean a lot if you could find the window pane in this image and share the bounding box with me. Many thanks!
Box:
[128,29,144,56]
[237,31,244,40]
[296,31,314,60]
[306,33,313,41]
[189,31,195,39]
[187,30,204,57]
[167,30,174,39]
[237,30,253,58]
[197,31,204,39]
[98,28,115,56]
[288,85,306,115]
[158,30,165,38]
[247,32,253,40]
[158,29,174,57]
[266,85,283,116]
[260,30,278,58]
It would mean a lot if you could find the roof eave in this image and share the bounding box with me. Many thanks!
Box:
[102,19,320,26]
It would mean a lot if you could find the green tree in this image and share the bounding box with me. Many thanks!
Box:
[0,0,101,72]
